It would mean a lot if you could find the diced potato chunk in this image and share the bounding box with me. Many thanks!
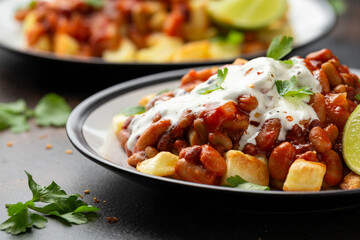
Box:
[136,152,179,176]
[233,58,249,65]
[112,113,128,136]
[136,35,183,63]
[23,11,37,35]
[138,94,156,107]
[209,41,240,60]
[172,40,210,62]
[54,34,80,56]
[103,38,136,62]
[34,35,52,52]
[340,172,360,190]
[221,150,269,186]
[283,159,326,191]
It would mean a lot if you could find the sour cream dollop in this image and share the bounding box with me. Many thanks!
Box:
[126,57,321,151]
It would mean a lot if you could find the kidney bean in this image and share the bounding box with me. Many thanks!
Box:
[286,124,306,145]
[255,118,281,151]
[134,119,171,152]
[172,140,188,154]
[209,131,233,151]
[309,126,332,153]
[117,129,129,147]
[306,49,334,62]
[341,73,355,87]
[237,95,258,112]
[321,62,343,87]
[188,128,205,146]
[179,110,195,128]
[325,93,350,129]
[323,124,338,144]
[179,145,202,163]
[203,101,238,128]
[310,93,326,123]
[128,151,146,167]
[327,57,340,67]
[174,158,216,185]
[333,84,347,93]
[269,142,296,181]
[321,150,343,186]
[222,114,249,131]
[313,69,330,93]
[242,143,258,156]
[152,112,161,123]
[122,116,134,129]
[338,64,350,74]
[157,132,172,151]
[193,118,208,142]
[200,145,227,176]
[348,100,357,113]
[144,146,159,158]
[296,151,318,162]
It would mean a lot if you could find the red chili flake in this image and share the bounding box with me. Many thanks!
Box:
[250,121,260,127]
[286,116,294,121]
[245,67,254,76]
[257,71,264,75]
[106,217,119,223]
[249,83,254,88]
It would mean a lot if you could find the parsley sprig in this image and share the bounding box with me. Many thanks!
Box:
[119,106,146,116]
[0,93,71,133]
[266,35,293,60]
[226,175,269,191]
[0,172,99,235]
[275,76,314,98]
[197,68,228,95]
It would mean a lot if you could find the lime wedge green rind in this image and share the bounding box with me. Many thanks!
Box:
[343,105,360,175]
[207,0,287,30]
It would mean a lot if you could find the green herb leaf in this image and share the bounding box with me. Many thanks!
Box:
[212,30,244,45]
[119,106,146,116]
[0,202,47,235]
[266,35,293,60]
[275,75,314,98]
[0,99,30,133]
[34,93,72,127]
[157,89,171,95]
[1,172,99,235]
[28,0,37,9]
[197,68,228,95]
[328,0,347,15]
[85,0,103,8]
[226,175,269,191]
[282,59,294,65]
[355,94,360,101]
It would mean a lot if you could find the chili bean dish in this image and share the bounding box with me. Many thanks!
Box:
[113,49,360,191]
[14,0,291,62]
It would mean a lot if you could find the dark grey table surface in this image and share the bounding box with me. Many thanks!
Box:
[1,1,360,239]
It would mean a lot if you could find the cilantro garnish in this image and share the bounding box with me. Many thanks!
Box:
[34,93,72,127]
[85,0,104,8]
[157,89,171,95]
[266,35,293,60]
[355,94,360,101]
[0,99,30,133]
[275,75,314,98]
[226,175,269,191]
[282,59,294,65]
[0,172,99,235]
[212,30,244,45]
[197,68,228,95]
[119,106,146,116]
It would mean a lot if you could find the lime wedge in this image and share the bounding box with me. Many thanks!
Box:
[343,105,360,174]
[207,0,287,30]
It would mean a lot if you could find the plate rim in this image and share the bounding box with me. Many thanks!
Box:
[0,0,337,66]
[66,65,360,198]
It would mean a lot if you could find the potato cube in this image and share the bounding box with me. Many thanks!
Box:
[54,34,80,56]
[283,159,326,191]
[136,152,179,176]
[103,38,136,62]
[172,40,210,62]
[112,113,128,136]
[340,172,360,190]
[138,94,156,107]
[221,150,269,186]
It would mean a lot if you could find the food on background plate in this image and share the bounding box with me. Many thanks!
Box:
[112,36,360,191]
[14,0,291,63]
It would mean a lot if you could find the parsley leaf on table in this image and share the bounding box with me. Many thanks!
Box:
[34,93,72,127]
[0,172,99,235]
[275,75,314,98]
[0,99,30,133]
[226,175,270,191]
[197,68,228,95]
[266,35,293,60]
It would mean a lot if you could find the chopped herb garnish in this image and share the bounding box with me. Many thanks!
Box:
[197,68,228,95]
[355,94,360,101]
[212,30,244,45]
[0,172,99,235]
[225,175,269,191]
[328,0,347,15]
[120,106,146,116]
[85,0,104,8]
[157,89,171,95]
[34,93,72,127]
[0,99,30,133]
[282,59,294,65]
[28,0,37,9]
[266,35,293,60]
[275,75,314,98]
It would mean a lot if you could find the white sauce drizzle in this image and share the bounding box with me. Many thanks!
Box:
[126,57,321,151]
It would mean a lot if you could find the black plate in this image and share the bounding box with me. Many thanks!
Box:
[0,0,336,74]
[66,66,360,212]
